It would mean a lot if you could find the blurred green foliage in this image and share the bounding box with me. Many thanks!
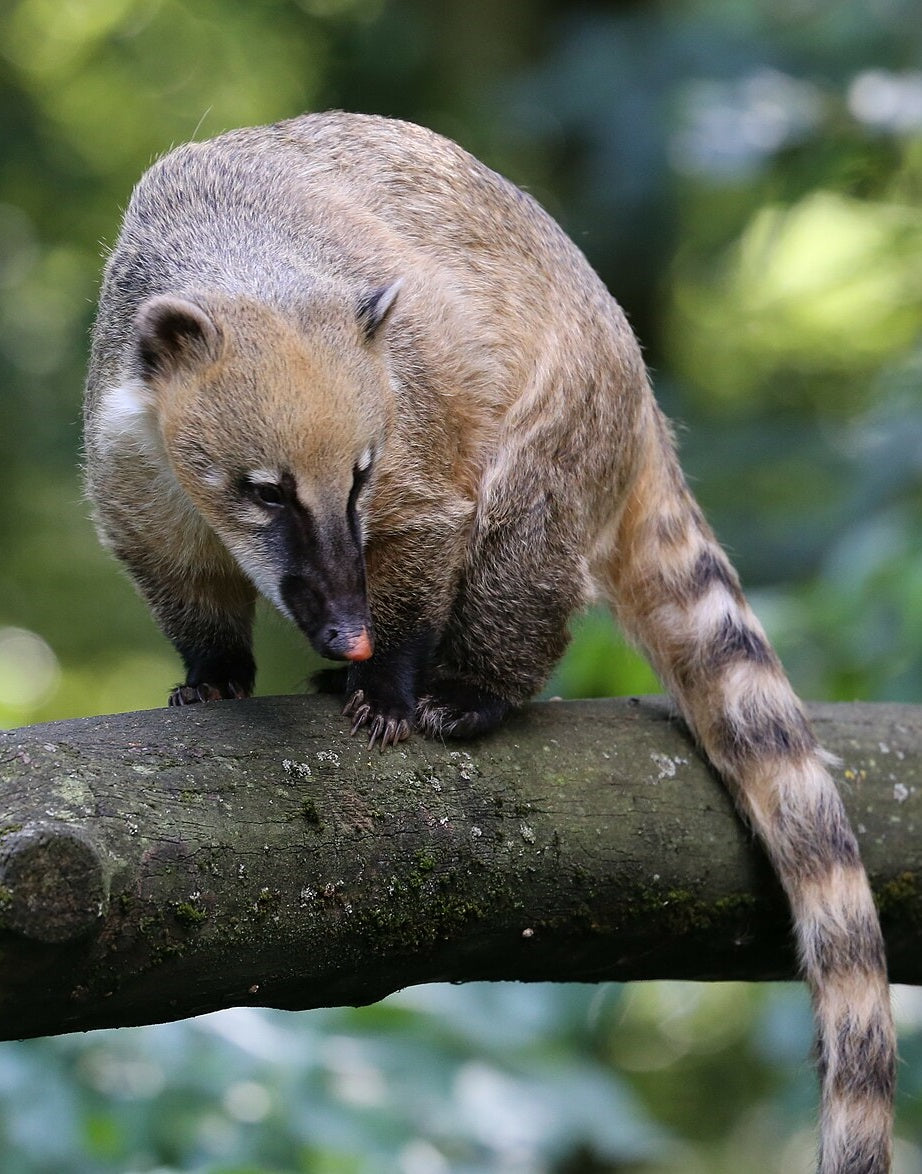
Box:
[1,0,921,1169]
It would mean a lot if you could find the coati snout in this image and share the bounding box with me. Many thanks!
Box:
[240,459,376,664]
[276,513,373,663]
[280,573,373,662]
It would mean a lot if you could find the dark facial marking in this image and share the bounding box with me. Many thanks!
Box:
[271,486,371,661]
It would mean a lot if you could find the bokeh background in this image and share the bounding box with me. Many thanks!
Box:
[2,0,921,1169]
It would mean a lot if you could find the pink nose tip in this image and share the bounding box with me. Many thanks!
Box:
[344,628,373,662]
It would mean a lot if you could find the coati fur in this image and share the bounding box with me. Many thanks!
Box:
[83,111,894,1172]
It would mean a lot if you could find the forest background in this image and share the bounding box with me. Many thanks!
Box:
[1,0,921,1170]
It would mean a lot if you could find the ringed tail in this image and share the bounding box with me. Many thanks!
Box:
[602,400,896,1174]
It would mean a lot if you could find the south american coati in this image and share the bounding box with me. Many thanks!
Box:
[83,111,895,1173]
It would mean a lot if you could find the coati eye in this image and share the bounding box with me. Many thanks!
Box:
[240,477,285,508]
[254,483,284,506]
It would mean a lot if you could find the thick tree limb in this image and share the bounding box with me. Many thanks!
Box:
[0,696,919,1041]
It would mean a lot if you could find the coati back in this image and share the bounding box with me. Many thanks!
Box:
[84,111,894,1172]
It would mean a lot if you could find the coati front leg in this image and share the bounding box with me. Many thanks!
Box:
[341,627,436,748]
[129,560,258,706]
[336,518,468,749]
[168,604,256,706]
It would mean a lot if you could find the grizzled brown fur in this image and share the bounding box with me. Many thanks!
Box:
[84,112,894,1172]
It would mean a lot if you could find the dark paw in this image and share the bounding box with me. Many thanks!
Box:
[343,688,413,750]
[417,679,509,739]
[168,681,250,706]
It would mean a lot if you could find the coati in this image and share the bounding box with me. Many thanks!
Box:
[83,111,894,1172]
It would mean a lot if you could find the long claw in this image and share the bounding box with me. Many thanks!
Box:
[169,684,215,706]
[341,688,413,750]
[367,715,386,750]
[169,681,248,706]
[350,704,371,735]
[378,718,411,751]
[343,689,365,718]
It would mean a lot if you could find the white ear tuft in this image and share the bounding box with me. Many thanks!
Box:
[135,295,223,379]
[356,279,402,342]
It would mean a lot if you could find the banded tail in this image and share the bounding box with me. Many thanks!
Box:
[603,401,895,1174]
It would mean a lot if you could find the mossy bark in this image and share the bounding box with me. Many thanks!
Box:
[0,695,919,1041]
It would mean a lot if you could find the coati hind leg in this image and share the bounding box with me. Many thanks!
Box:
[416,676,511,739]
[414,347,643,741]
[418,462,589,740]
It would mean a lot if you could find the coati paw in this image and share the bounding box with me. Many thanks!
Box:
[169,681,250,706]
[343,689,413,751]
[417,679,510,740]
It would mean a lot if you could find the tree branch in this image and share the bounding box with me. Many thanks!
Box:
[0,696,919,1041]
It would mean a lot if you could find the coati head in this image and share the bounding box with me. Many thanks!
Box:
[128,283,401,661]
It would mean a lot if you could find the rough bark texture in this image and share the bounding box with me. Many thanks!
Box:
[0,695,919,1041]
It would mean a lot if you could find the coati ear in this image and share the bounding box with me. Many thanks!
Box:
[356,279,402,342]
[135,295,224,379]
